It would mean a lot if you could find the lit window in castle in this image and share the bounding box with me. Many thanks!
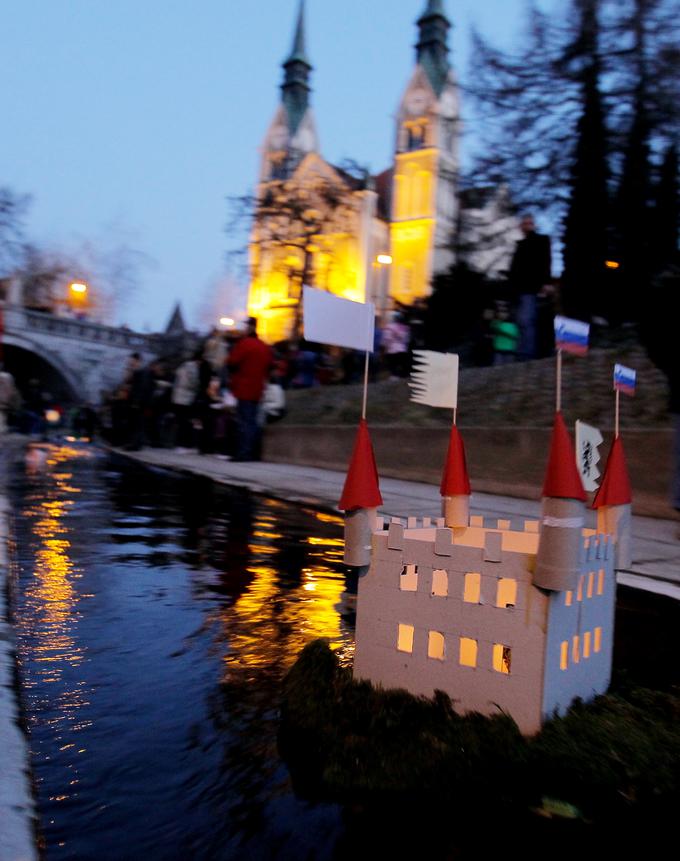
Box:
[400,564,418,592]
[577,575,584,602]
[431,569,448,597]
[459,637,477,668]
[597,569,605,595]
[428,631,445,660]
[565,590,573,607]
[560,641,569,670]
[583,631,591,659]
[594,627,602,653]
[493,644,511,674]
[496,578,517,609]
[587,572,594,598]
[397,623,414,653]
[463,572,481,603]
[572,636,580,664]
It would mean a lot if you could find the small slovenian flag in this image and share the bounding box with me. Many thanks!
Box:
[614,363,636,397]
[554,315,589,356]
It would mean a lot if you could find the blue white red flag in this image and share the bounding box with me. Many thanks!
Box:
[614,363,636,397]
[554,315,589,356]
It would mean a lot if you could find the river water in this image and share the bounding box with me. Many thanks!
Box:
[10,444,353,860]
[9,444,680,859]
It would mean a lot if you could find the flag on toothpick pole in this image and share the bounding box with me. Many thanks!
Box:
[553,316,590,413]
[554,316,590,356]
[614,364,636,397]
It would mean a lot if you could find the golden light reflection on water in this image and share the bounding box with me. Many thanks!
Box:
[20,445,93,685]
[222,502,350,681]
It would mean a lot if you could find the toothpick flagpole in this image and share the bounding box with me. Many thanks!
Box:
[615,387,620,438]
[361,351,369,420]
[556,348,563,413]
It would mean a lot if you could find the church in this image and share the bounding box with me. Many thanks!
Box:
[247,0,519,344]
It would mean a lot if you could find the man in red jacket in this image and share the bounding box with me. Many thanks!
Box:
[228,317,273,461]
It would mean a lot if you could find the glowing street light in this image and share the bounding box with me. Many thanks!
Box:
[219,316,235,328]
[605,260,620,270]
[376,254,393,266]
[69,281,88,295]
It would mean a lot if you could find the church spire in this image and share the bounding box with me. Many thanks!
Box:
[281,0,312,133]
[416,0,451,95]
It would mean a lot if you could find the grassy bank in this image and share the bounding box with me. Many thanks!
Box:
[281,345,670,429]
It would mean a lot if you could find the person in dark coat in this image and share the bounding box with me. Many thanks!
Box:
[509,215,552,360]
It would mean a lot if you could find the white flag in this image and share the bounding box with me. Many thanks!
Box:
[409,351,459,409]
[575,420,603,492]
[302,286,375,352]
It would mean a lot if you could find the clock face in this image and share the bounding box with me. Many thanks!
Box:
[270,124,287,149]
[406,88,428,116]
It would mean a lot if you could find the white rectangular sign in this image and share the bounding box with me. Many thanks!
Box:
[302,286,375,352]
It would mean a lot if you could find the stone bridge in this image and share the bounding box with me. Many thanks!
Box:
[0,301,158,405]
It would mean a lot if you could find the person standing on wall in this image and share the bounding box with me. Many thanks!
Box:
[509,215,552,360]
[228,317,273,462]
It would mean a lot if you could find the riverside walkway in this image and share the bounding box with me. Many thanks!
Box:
[120,447,680,597]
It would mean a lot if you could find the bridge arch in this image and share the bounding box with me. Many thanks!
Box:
[1,332,80,402]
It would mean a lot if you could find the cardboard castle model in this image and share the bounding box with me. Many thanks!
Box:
[343,414,632,736]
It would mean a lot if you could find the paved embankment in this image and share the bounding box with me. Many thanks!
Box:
[0,440,38,861]
[118,447,680,597]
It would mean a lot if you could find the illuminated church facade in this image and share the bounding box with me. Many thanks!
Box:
[247,0,519,344]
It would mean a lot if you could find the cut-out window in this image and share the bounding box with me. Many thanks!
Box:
[597,569,605,595]
[496,578,517,608]
[594,627,602,653]
[493,644,511,674]
[560,641,569,670]
[565,590,573,607]
[577,575,584,602]
[431,569,448,597]
[428,631,445,660]
[572,635,580,664]
[583,631,591,659]
[587,572,594,599]
[400,564,418,592]
[459,637,477,668]
[463,572,481,603]
[397,623,414,653]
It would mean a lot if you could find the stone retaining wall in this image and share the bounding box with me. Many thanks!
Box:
[0,444,38,861]
[264,425,674,518]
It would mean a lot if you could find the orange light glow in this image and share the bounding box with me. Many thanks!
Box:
[605,260,620,269]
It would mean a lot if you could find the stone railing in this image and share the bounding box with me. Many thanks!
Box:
[1,303,153,351]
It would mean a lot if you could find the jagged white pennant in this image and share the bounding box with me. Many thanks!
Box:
[409,351,459,409]
[575,420,604,492]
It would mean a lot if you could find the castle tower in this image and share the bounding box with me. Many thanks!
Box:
[389,0,461,306]
[592,435,633,569]
[338,419,383,567]
[258,0,319,182]
[440,424,471,527]
[534,412,587,592]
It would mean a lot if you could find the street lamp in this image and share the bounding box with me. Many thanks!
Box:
[219,316,235,328]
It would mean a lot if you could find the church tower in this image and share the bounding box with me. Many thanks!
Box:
[389,0,461,305]
[259,0,319,182]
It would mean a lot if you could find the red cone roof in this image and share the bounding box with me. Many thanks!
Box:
[338,418,383,511]
[592,435,632,508]
[440,424,472,497]
[542,412,587,501]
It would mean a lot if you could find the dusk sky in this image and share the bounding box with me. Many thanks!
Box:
[1,1,557,332]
